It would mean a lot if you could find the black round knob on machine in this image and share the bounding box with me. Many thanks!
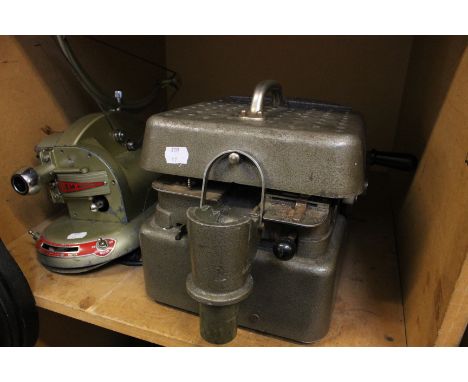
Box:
[273,238,297,261]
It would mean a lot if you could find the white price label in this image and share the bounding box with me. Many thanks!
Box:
[67,232,87,240]
[165,147,189,164]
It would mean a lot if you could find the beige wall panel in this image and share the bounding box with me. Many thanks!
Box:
[395,38,468,346]
[166,36,413,151]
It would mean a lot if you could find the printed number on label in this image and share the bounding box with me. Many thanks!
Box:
[165,147,189,164]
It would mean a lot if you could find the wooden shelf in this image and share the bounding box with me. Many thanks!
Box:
[8,173,406,346]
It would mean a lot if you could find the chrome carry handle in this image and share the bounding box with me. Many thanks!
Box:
[199,150,266,220]
[240,80,285,119]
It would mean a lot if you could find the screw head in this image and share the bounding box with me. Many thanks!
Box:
[228,152,240,165]
[126,140,137,151]
[96,238,108,249]
[113,130,126,143]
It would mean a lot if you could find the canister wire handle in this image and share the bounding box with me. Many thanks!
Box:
[199,150,266,220]
[242,80,285,119]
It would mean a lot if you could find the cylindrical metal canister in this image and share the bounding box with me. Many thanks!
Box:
[186,205,259,344]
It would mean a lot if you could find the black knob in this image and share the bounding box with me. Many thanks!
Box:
[273,238,297,261]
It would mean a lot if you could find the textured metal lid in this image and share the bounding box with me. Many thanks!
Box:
[141,81,366,198]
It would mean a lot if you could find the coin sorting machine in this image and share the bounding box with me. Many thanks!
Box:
[139,80,367,344]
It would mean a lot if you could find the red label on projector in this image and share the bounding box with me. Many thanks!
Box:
[36,237,116,258]
[57,181,105,193]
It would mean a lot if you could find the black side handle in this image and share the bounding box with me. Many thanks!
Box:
[367,149,418,171]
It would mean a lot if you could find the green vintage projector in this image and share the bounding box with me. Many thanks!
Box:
[139,80,367,344]
[12,112,156,273]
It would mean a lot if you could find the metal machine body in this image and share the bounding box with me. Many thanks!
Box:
[12,112,156,273]
[139,80,366,343]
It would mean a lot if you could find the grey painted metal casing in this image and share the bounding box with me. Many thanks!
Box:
[140,82,363,342]
[141,97,366,199]
[140,211,346,343]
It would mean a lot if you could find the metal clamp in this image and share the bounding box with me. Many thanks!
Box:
[240,80,285,119]
[199,150,266,219]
